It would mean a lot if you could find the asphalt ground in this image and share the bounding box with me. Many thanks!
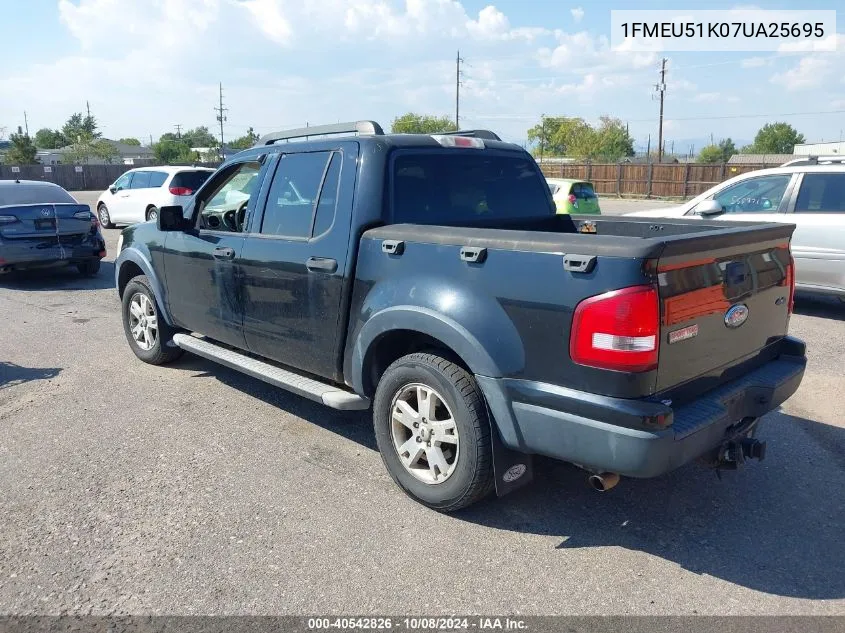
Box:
[0,193,842,616]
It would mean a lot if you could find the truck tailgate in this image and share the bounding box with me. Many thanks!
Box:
[654,226,795,393]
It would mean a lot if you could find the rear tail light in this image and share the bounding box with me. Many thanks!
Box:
[570,285,660,372]
[0,215,17,224]
[430,135,485,149]
[169,186,193,196]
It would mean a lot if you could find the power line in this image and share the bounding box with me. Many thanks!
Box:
[463,108,845,124]
[214,82,228,157]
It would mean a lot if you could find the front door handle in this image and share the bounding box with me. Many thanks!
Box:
[306,257,337,273]
[213,246,235,260]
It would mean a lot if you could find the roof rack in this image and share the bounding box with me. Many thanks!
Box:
[781,154,845,167]
[255,120,385,147]
[440,129,502,141]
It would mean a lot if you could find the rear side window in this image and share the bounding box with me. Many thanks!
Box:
[171,170,213,192]
[391,152,553,226]
[260,151,333,238]
[148,171,168,188]
[130,171,151,189]
[794,174,845,213]
[573,183,597,199]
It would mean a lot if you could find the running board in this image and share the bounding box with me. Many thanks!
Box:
[172,334,370,411]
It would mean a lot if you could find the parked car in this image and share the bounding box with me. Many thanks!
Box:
[546,178,601,214]
[0,179,105,276]
[626,165,845,301]
[114,121,806,512]
[97,166,215,228]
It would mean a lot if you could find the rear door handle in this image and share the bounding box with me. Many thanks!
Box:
[213,246,235,260]
[306,257,338,273]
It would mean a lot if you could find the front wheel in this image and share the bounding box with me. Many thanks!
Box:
[373,352,494,512]
[121,275,183,365]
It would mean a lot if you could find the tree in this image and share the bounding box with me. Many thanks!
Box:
[698,138,737,163]
[5,127,38,164]
[391,113,457,134]
[745,122,805,154]
[63,133,119,164]
[153,139,198,164]
[34,128,68,149]
[593,116,635,160]
[62,112,100,143]
[118,137,141,146]
[181,126,217,148]
[527,117,593,156]
[229,127,260,150]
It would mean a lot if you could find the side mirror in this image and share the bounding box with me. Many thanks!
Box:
[157,205,187,232]
[109,185,117,194]
[696,199,725,217]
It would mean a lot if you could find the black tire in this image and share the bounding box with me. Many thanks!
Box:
[98,204,114,229]
[121,275,183,365]
[77,259,101,276]
[147,206,159,223]
[373,352,494,512]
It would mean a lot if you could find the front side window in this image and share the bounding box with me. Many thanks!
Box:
[794,174,845,213]
[113,172,133,191]
[197,161,262,232]
[698,175,791,214]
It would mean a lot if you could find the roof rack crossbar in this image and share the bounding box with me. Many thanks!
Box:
[255,120,385,146]
[439,129,502,141]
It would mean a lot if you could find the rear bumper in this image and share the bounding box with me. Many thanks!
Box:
[0,234,105,270]
[477,336,807,478]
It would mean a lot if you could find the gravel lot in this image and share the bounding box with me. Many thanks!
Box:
[0,192,843,616]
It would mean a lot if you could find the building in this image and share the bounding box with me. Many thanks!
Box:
[34,140,155,166]
[793,141,845,156]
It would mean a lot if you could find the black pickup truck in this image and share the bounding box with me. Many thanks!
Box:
[114,121,807,512]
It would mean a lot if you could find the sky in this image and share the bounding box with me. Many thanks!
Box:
[1,0,843,154]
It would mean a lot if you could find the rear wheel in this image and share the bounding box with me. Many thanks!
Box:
[121,275,183,365]
[373,352,494,512]
[77,259,101,277]
[146,206,159,223]
[98,204,114,229]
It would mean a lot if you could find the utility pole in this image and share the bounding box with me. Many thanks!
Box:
[23,111,29,136]
[214,82,227,159]
[86,101,91,119]
[174,124,182,139]
[150,134,154,147]
[455,50,463,129]
[646,134,651,159]
[655,57,667,163]
[539,114,546,164]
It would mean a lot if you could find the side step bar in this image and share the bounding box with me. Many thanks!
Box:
[172,334,370,411]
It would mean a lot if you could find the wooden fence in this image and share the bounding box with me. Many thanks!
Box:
[539,162,774,199]
[2,160,772,200]
[0,162,220,192]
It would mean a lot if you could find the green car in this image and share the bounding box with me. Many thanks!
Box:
[546,178,602,215]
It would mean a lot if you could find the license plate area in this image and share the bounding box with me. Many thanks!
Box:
[35,218,56,230]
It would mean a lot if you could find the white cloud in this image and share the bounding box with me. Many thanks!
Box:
[771,56,833,90]
[741,56,769,68]
[538,31,657,73]
[570,7,584,23]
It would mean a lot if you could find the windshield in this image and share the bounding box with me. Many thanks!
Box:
[391,151,553,225]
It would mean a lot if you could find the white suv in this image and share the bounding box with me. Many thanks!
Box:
[96,166,215,228]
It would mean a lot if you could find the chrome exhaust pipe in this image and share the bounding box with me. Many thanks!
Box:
[588,472,620,492]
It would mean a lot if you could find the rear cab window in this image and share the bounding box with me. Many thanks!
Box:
[390,150,553,226]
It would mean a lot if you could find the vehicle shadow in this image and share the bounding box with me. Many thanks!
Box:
[0,260,115,291]
[456,409,845,600]
[171,354,376,450]
[793,294,844,321]
[0,361,62,389]
[165,355,845,600]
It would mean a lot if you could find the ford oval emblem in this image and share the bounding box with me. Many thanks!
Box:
[502,464,527,483]
[724,304,749,328]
